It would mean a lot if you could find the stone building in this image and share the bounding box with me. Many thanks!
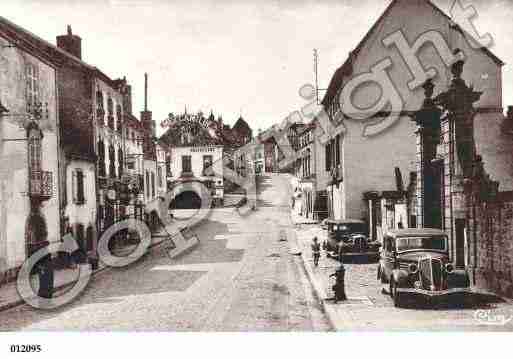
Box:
[413,53,513,296]
[0,18,61,282]
[319,0,504,226]
[160,112,224,207]
[1,20,132,261]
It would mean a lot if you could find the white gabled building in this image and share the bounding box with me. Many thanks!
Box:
[160,112,224,207]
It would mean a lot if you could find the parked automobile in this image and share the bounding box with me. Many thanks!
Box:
[324,219,380,260]
[377,228,470,307]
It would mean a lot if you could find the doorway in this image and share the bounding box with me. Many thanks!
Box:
[455,219,466,268]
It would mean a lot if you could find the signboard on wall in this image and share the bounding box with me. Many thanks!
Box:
[190,147,217,153]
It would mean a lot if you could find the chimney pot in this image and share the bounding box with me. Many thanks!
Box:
[57,25,82,59]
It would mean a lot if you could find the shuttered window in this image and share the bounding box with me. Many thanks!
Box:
[325,144,331,171]
[72,169,85,205]
[151,172,155,198]
[335,135,340,167]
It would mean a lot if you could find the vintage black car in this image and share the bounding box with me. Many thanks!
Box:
[377,228,470,307]
[324,219,380,260]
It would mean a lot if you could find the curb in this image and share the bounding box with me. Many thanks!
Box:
[288,211,340,331]
[299,249,341,331]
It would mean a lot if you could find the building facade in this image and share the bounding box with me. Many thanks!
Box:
[0,21,61,281]
[160,112,224,207]
[319,0,504,226]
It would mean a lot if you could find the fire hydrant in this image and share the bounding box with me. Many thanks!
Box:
[330,264,347,303]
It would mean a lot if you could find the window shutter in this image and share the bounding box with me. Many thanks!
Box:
[77,171,85,204]
[335,135,340,166]
[72,171,78,204]
[325,144,331,171]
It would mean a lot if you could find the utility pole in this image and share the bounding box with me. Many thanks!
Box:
[314,48,319,105]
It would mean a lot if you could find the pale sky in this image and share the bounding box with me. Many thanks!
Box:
[2,0,512,136]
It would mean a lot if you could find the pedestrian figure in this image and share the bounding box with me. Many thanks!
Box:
[37,242,54,300]
[311,236,321,267]
[330,263,347,303]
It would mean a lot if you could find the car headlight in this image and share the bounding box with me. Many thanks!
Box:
[408,263,418,274]
[445,263,454,274]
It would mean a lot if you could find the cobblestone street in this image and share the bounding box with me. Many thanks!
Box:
[0,175,330,331]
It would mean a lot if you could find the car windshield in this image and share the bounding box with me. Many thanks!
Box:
[396,236,447,252]
[332,223,366,234]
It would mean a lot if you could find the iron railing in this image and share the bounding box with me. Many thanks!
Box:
[29,171,53,199]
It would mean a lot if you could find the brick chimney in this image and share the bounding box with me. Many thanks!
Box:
[140,73,154,137]
[141,73,156,160]
[56,25,82,59]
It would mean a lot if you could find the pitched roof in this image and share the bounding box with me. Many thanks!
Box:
[0,16,120,87]
[321,0,504,107]
[233,116,252,139]
[160,120,222,147]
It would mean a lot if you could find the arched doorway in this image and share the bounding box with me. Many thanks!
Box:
[169,191,202,210]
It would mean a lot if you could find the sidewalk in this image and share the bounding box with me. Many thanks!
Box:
[0,262,110,312]
[0,221,202,313]
[293,218,513,331]
[294,224,372,330]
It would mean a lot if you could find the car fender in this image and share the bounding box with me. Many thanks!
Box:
[392,269,409,287]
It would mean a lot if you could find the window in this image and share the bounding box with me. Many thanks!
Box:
[98,140,106,177]
[166,155,172,175]
[203,155,213,171]
[96,90,104,122]
[335,134,340,167]
[182,155,192,174]
[107,98,114,130]
[151,172,155,198]
[109,145,116,178]
[118,147,123,179]
[28,129,42,175]
[157,166,163,187]
[116,104,122,132]
[325,144,331,171]
[146,171,150,198]
[26,63,39,112]
[396,236,447,252]
[72,169,85,204]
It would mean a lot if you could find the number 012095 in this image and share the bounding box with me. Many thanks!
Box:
[10,344,42,353]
